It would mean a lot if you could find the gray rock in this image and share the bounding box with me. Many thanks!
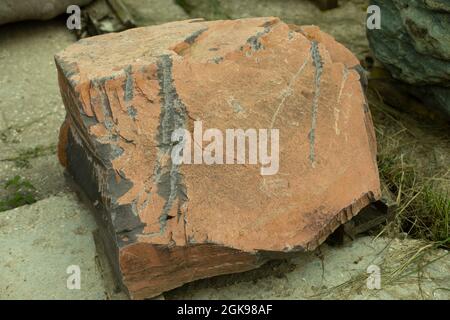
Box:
[0,0,93,26]
[367,0,450,85]
[395,0,450,61]
[367,0,450,117]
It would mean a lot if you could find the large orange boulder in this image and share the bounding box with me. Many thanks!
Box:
[55,17,380,299]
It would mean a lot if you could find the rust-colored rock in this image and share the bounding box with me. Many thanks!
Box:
[55,17,381,299]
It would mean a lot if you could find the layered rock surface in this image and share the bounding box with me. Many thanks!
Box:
[55,17,381,299]
[367,0,450,118]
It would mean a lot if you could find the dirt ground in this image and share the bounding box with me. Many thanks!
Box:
[0,0,448,300]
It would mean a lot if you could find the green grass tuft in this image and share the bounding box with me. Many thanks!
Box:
[369,87,450,247]
[0,176,37,212]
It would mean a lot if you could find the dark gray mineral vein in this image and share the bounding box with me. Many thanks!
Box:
[309,41,323,165]
[155,54,188,232]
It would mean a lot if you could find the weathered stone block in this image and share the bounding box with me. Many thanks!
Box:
[56,17,381,299]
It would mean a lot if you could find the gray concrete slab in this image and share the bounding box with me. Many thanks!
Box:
[0,18,76,199]
[0,193,107,299]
